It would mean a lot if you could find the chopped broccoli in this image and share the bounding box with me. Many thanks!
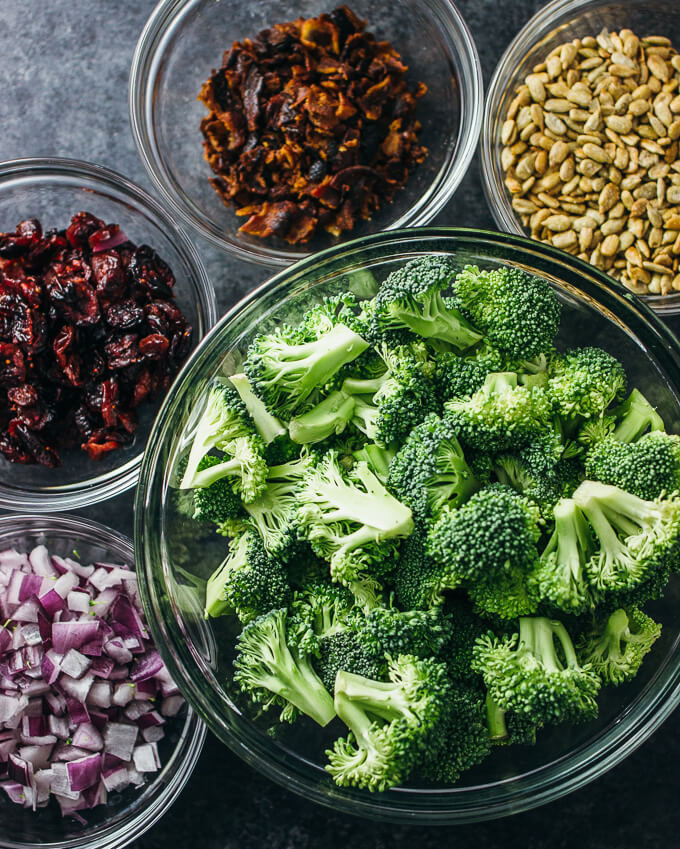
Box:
[493,435,563,518]
[452,264,560,359]
[547,347,627,421]
[191,455,247,525]
[296,451,414,587]
[576,607,662,685]
[288,582,359,655]
[611,389,665,443]
[244,322,369,418]
[181,381,256,488]
[229,372,287,445]
[484,693,537,746]
[585,431,680,501]
[361,606,452,674]
[233,607,336,727]
[432,343,506,403]
[370,256,483,349]
[326,655,451,791]
[392,525,447,611]
[445,372,553,454]
[288,391,356,445]
[535,498,595,615]
[442,595,489,682]
[472,617,601,726]
[427,486,541,619]
[352,444,395,482]
[183,436,268,503]
[387,413,479,521]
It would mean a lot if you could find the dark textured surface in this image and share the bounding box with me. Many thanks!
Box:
[0,0,679,845]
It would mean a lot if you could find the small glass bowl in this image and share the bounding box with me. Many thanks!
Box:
[480,0,680,315]
[0,157,217,513]
[128,0,482,267]
[135,226,680,824]
[0,513,206,849]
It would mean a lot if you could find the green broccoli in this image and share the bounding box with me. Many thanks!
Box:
[493,435,563,517]
[547,347,627,421]
[229,372,287,445]
[445,372,553,454]
[472,617,601,726]
[392,525,448,611]
[571,480,680,608]
[452,264,561,359]
[191,455,247,526]
[296,451,414,588]
[182,436,268,503]
[180,381,257,488]
[576,607,662,686]
[432,343,505,402]
[534,498,595,615]
[361,607,452,674]
[428,486,542,620]
[244,322,369,418]
[288,582,359,655]
[387,413,479,521]
[326,655,451,791]
[221,532,291,624]
[288,391,356,445]
[370,256,483,349]
[611,389,666,443]
[352,444,395,482]
[585,431,680,501]
[442,595,489,682]
[233,607,336,727]
[484,693,537,746]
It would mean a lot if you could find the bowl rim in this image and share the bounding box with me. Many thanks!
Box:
[0,156,218,514]
[479,0,680,316]
[135,225,680,824]
[0,512,207,849]
[128,0,484,268]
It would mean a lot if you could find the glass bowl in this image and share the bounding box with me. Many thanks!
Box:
[0,513,206,849]
[135,227,680,824]
[128,0,482,268]
[480,0,680,316]
[0,157,217,513]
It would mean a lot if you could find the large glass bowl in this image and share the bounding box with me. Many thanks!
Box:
[0,157,217,513]
[0,514,206,849]
[480,0,680,316]
[128,0,482,267]
[135,227,680,824]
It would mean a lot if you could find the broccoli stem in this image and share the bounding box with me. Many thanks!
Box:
[518,618,565,673]
[334,690,376,750]
[393,293,482,349]
[342,374,388,396]
[485,693,509,742]
[288,391,356,444]
[335,669,411,723]
[185,457,242,489]
[204,557,236,619]
[546,499,592,589]
[230,373,286,444]
[613,389,665,443]
[352,445,395,482]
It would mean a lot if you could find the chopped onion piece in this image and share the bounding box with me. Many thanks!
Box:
[103,722,138,761]
[60,650,92,680]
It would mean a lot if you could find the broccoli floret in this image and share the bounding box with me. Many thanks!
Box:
[484,693,537,746]
[585,431,680,501]
[445,372,553,454]
[223,532,292,624]
[361,607,452,674]
[342,345,438,446]
[392,525,447,611]
[387,414,479,521]
[185,455,244,525]
[428,486,541,620]
[288,391,356,445]
[472,617,601,726]
[548,347,627,421]
[288,582,359,655]
[352,444,395,482]
[183,436,268,503]
[577,414,616,449]
[442,595,488,682]
[535,498,595,615]
[326,655,451,791]
[419,684,492,783]
[452,264,560,359]
[244,322,369,418]
[296,451,414,588]
[432,343,505,402]
[370,256,483,349]
[204,534,247,619]
[315,631,384,692]
[243,457,313,557]
[611,389,666,443]
[493,435,562,518]
[572,481,680,608]
[576,607,662,686]
[229,372,287,444]
[233,607,336,727]
[180,381,256,488]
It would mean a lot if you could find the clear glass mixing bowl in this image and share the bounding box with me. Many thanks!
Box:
[135,227,680,824]
[129,0,482,267]
[0,514,206,849]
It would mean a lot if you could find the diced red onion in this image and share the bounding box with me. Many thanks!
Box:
[1,780,27,804]
[141,725,165,744]
[66,699,90,726]
[52,621,100,655]
[86,681,112,709]
[90,657,114,679]
[66,591,91,614]
[29,547,57,578]
[60,650,92,680]
[52,743,93,763]
[71,723,103,752]
[8,752,33,786]
[66,753,100,791]
[130,651,163,683]
[112,682,135,707]
[110,596,148,642]
[52,555,92,580]
[103,723,138,761]
[161,695,184,717]
[103,638,132,665]
[132,743,159,773]
[48,715,70,739]
[19,575,43,603]
[0,694,27,724]
[101,764,128,792]
[18,744,53,771]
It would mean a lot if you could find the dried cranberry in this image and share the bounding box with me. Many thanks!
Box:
[81,430,125,462]
[104,300,144,331]
[0,342,26,384]
[9,420,60,467]
[45,255,100,327]
[65,212,104,249]
[53,326,83,387]
[7,384,37,407]
[104,334,140,370]
[138,333,169,360]
[0,219,42,259]
[91,251,126,306]
[128,246,175,298]
[26,230,69,270]
[0,433,34,464]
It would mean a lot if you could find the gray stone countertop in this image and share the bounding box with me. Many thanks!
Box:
[0,0,678,845]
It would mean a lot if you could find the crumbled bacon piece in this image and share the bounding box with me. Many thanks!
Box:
[198,5,427,244]
[0,213,192,467]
